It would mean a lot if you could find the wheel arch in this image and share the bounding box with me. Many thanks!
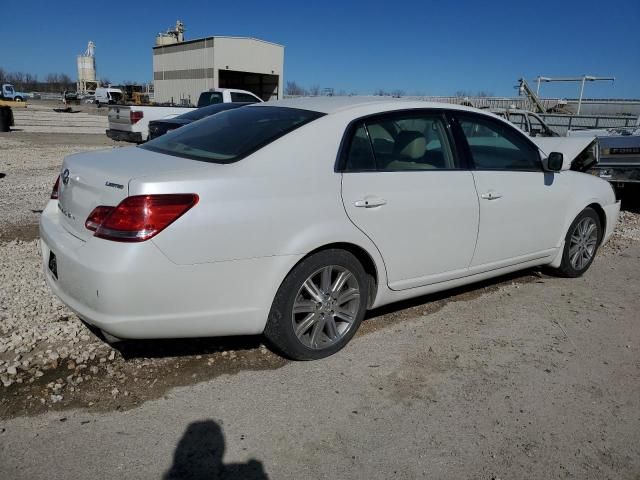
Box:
[297,242,380,309]
[586,202,606,243]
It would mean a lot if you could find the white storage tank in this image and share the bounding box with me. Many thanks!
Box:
[77,41,97,93]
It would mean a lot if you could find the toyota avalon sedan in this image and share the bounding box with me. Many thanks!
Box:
[40,98,620,360]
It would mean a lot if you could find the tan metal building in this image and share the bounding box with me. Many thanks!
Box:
[152,36,284,105]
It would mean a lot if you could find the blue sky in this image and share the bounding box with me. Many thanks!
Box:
[2,0,639,98]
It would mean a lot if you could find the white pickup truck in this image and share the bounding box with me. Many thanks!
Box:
[106,88,263,143]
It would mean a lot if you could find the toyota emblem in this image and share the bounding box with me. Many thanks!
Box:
[62,169,70,186]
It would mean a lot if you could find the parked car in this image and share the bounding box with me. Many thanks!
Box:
[95,87,124,107]
[40,98,620,360]
[489,108,559,137]
[107,88,263,143]
[148,102,253,140]
[64,91,80,105]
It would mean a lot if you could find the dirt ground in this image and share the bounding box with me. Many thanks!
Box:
[0,131,639,479]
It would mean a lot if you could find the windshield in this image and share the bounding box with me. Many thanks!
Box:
[177,102,249,121]
[141,106,324,163]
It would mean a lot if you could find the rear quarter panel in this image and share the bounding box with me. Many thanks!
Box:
[130,114,388,309]
[132,113,386,267]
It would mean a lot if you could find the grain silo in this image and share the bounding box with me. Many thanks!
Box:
[77,41,97,94]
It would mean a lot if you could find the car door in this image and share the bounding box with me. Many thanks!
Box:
[452,112,569,269]
[340,110,480,291]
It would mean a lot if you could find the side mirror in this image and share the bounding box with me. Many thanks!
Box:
[545,152,563,172]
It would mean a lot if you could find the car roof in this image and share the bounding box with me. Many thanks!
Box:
[253,96,486,116]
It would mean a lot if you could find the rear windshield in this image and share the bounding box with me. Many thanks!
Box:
[141,106,324,163]
[177,102,248,121]
[197,92,223,107]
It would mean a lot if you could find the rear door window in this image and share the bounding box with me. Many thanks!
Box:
[343,112,459,171]
[230,92,260,103]
[344,125,376,171]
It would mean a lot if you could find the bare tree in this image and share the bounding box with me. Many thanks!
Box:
[308,85,321,96]
[285,80,307,96]
[455,90,470,97]
[1,69,73,92]
[391,89,405,98]
[374,89,390,96]
[476,90,492,97]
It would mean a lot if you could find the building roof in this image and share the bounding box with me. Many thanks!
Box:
[153,36,283,50]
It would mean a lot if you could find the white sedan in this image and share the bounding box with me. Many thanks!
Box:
[40,98,620,360]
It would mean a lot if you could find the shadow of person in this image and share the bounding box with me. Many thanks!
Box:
[164,420,269,480]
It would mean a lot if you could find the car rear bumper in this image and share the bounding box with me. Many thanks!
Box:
[106,129,143,143]
[39,201,300,340]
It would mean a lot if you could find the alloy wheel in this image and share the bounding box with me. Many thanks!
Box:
[291,265,361,350]
[568,216,598,270]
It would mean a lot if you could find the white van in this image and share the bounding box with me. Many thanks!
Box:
[95,87,124,107]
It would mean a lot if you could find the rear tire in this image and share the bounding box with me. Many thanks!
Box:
[554,207,602,277]
[264,249,369,360]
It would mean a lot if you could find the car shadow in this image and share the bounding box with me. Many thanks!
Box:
[107,267,542,361]
[112,334,266,361]
[365,267,542,320]
[164,420,269,480]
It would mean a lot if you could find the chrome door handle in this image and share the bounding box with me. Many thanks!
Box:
[480,192,503,200]
[354,197,387,208]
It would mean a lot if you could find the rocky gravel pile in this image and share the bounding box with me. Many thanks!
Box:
[0,133,114,241]
[601,208,640,255]
[0,239,114,395]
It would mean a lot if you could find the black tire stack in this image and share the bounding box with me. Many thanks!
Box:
[0,106,12,132]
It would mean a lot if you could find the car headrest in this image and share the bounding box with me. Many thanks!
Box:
[394,131,427,160]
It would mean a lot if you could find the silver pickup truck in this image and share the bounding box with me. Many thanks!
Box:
[568,118,640,188]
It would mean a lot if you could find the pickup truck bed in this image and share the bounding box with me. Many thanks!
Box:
[107,105,194,143]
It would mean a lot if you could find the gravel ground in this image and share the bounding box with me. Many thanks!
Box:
[0,133,116,241]
[0,131,639,419]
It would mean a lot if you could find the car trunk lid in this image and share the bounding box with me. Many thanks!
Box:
[56,146,209,241]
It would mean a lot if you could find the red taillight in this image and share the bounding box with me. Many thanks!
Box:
[130,111,144,124]
[85,206,114,231]
[51,176,60,199]
[87,194,198,242]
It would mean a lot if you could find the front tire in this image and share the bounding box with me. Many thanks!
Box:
[264,249,369,360]
[554,207,602,277]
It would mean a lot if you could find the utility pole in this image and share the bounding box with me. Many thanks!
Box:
[534,75,615,114]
